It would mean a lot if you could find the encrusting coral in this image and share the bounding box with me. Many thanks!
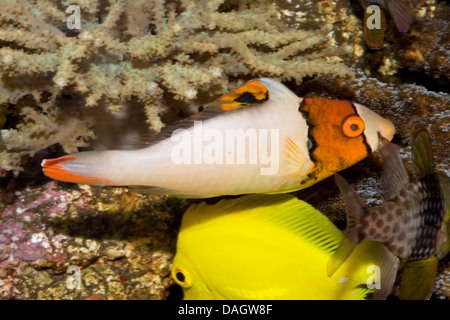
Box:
[0,0,353,175]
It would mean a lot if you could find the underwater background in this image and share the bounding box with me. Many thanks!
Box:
[0,0,448,299]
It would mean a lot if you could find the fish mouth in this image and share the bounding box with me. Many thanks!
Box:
[353,102,396,152]
[377,120,396,142]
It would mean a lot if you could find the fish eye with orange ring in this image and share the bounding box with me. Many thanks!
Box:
[342,115,365,138]
[172,266,193,288]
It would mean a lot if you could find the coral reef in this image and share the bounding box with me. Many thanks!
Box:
[0,171,187,299]
[0,0,353,175]
[0,0,448,300]
[434,255,450,299]
[392,2,449,81]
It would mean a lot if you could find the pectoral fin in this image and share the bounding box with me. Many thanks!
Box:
[377,133,409,197]
[373,247,399,300]
[283,137,314,178]
[328,174,365,277]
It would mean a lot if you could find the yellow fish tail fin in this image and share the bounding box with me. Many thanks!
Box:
[328,174,364,277]
[398,258,438,300]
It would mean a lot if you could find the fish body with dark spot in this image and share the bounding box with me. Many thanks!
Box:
[328,130,450,299]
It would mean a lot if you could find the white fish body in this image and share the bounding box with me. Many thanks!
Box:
[42,78,395,198]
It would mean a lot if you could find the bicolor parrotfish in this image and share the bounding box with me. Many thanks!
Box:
[42,78,395,198]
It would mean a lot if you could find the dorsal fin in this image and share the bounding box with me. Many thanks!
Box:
[377,133,409,197]
[183,194,343,255]
[137,78,272,147]
[411,129,434,178]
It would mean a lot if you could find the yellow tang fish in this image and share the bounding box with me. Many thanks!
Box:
[328,130,450,300]
[171,194,399,300]
[42,78,395,198]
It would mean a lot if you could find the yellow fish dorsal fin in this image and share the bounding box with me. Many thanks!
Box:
[182,194,343,255]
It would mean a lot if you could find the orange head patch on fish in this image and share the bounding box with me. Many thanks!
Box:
[298,98,373,181]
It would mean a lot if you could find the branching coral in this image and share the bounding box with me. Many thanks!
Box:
[0,0,353,174]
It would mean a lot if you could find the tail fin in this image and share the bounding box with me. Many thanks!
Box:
[328,174,364,277]
[42,153,114,185]
[411,129,434,178]
[398,258,438,300]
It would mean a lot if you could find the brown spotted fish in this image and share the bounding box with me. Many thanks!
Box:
[328,130,450,299]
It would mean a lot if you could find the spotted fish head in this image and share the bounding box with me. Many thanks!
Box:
[299,99,395,177]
